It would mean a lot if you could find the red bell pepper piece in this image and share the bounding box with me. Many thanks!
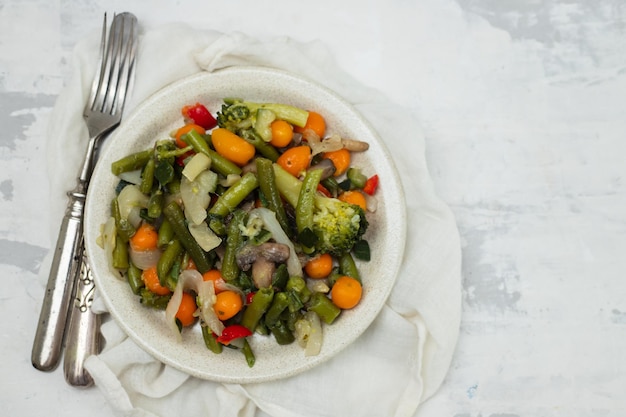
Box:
[362,174,379,195]
[216,324,253,345]
[245,291,256,305]
[182,103,218,130]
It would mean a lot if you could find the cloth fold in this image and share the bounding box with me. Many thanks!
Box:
[45,22,461,417]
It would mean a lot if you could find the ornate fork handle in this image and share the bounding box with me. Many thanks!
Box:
[63,246,101,387]
[31,169,92,371]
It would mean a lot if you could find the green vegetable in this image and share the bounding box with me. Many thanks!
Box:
[273,163,369,256]
[217,98,309,132]
[208,172,259,217]
[338,252,360,283]
[162,201,212,273]
[241,287,274,332]
[242,338,256,367]
[264,292,290,327]
[112,235,129,270]
[221,210,247,283]
[346,167,367,189]
[185,129,242,177]
[307,292,341,324]
[202,324,223,354]
[157,238,183,286]
[139,158,155,194]
[126,262,144,294]
[256,158,290,234]
[238,129,280,161]
[253,107,276,142]
[111,149,152,176]
[268,319,295,345]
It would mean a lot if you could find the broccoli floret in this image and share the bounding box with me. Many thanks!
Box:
[272,163,368,255]
[216,98,309,139]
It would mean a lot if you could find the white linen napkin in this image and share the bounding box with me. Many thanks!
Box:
[45,23,462,417]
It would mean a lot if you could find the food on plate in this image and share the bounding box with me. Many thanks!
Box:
[98,99,380,366]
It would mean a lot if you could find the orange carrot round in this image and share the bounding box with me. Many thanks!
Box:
[270,120,294,148]
[295,111,326,138]
[323,148,351,176]
[304,253,334,279]
[174,124,206,148]
[338,190,367,211]
[331,276,362,309]
[276,145,311,176]
[129,223,159,252]
[175,292,198,327]
[142,266,171,296]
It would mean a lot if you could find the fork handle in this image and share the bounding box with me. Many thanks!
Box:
[31,186,86,371]
[64,249,101,387]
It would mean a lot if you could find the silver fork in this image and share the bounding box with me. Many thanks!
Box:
[32,12,138,376]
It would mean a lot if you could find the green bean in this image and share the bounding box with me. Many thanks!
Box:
[282,309,303,332]
[139,288,171,309]
[139,157,156,194]
[268,319,295,345]
[271,263,289,290]
[242,338,255,367]
[112,235,129,270]
[239,129,280,161]
[208,172,259,217]
[126,262,144,294]
[202,324,223,354]
[185,129,242,177]
[256,158,290,234]
[339,252,360,283]
[157,238,183,286]
[241,287,274,331]
[347,167,367,189]
[307,292,341,324]
[157,218,174,248]
[221,210,246,283]
[264,292,289,327]
[111,149,153,176]
[295,168,323,233]
[147,189,164,219]
[286,276,311,304]
[111,198,135,242]
[162,201,212,273]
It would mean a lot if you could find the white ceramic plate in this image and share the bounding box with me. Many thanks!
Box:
[84,66,406,383]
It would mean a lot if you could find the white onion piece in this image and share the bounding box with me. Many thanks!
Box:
[180,170,217,225]
[99,217,122,279]
[129,247,162,270]
[188,222,222,252]
[118,169,142,185]
[182,152,211,181]
[117,184,150,221]
[364,194,377,212]
[304,130,343,155]
[165,269,224,341]
[250,207,302,277]
[127,206,143,229]
[307,279,330,294]
[294,311,322,356]
[219,173,241,187]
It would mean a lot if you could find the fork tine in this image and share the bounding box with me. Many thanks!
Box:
[110,13,138,116]
[84,13,107,114]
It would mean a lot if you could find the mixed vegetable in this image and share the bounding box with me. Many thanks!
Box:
[99,99,380,366]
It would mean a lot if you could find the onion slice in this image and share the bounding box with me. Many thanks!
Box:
[294,311,323,356]
[165,269,224,341]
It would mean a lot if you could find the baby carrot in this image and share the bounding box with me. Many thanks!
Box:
[211,128,256,166]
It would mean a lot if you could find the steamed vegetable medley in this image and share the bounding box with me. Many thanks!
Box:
[100,99,380,367]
